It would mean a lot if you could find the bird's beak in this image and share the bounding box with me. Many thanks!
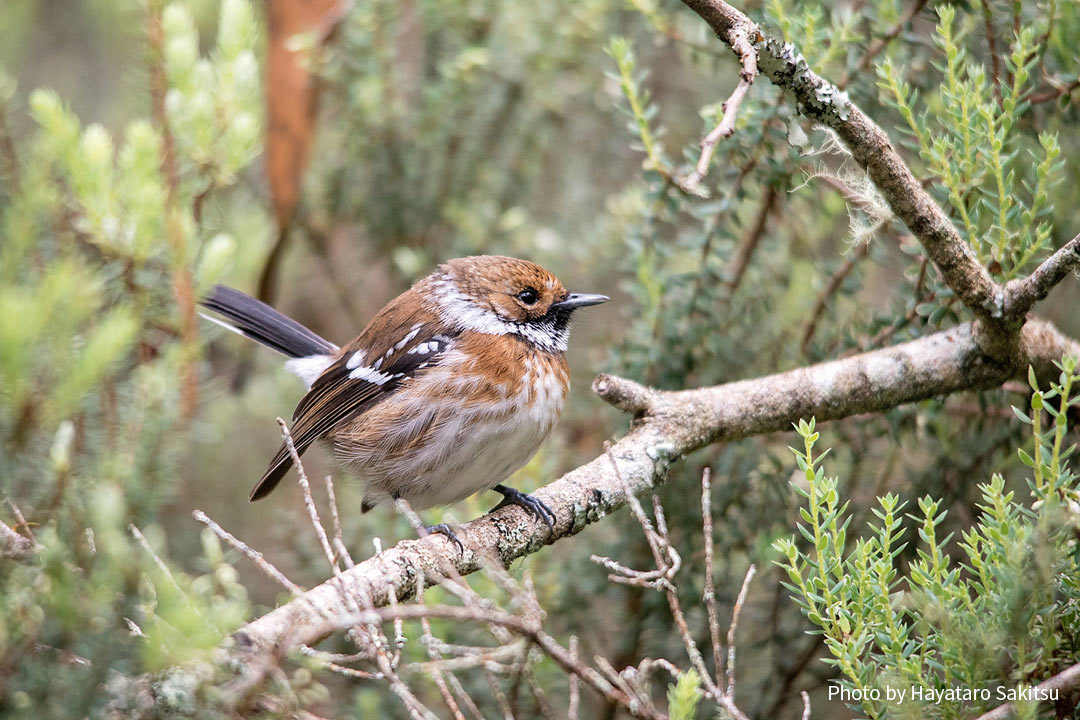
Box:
[552,293,610,311]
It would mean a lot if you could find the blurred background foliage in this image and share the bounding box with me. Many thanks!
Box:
[1,0,1079,717]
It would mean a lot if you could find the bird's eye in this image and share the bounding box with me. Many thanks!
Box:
[516,288,539,305]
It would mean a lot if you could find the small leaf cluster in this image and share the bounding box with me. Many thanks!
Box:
[877,5,1064,279]
[0,2,266,716]
[775,361,1080,719]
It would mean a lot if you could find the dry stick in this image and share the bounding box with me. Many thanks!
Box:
[364,604,657,719]
[323,474,354,568]
[280,419,392,671]
[278,419,338,573]
[485,666,516,720]
[681,22,759,192]
[130,524,183,594]
[446,671,488,720]
[1004,231,1080,320]
[726,564,757,697]
[974,661,1080,720]
[700,468,724,689]
[604,447,720,705]
[193,509,307,597]
[567,636,581,720]
[414,571,467,720]
[1030,77,1080,104]
[980,0,1003,105]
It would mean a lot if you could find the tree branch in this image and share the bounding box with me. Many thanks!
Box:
[681,22,759,191]
[0,521,37,559]
[219,317,1079,667]
[974,660,1080,720]
[1004,232,1080,320]
[678,0,1011,351]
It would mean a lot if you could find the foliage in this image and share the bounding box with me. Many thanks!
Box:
[775,360,1080,718]
[0,1,261,715]
[667,667,703,720]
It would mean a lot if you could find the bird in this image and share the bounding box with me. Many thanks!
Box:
[199,255,608,547]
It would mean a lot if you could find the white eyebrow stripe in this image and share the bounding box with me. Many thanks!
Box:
[427,275,569,353]
[348,366,397,385]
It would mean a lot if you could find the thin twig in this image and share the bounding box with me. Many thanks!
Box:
[324,474,354,568]
[130,524,183,594]
[725,184,779,294]
[1004,232,1080,320]
[680,23,759,192]
[568,636,581,720]
[838,0,930,89]
[192,509,306,596]
[979,0,1003,105]
[415,570,466,720]
[726,564,757,696]
[700,468,724,688]
[277,418,339,572]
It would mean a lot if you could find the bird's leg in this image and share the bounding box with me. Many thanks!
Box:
[424,523,464,555]
[489,484,556,533]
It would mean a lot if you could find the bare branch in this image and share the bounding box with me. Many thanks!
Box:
[278,418,339,573]
[681,22,759,192]
[801,242,870,352]
[193,509,306,597]
[700,468,724,688]
[0,521,37,559]
[726,564,756,696]
[725,184,779,294]
[1004,232,1080,319]
[974,661,1080,720]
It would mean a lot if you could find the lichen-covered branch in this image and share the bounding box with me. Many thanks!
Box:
[0,522,37,559]
[678,0,1010,351]
[222,316,1079,667]
[1004,232,1080,320]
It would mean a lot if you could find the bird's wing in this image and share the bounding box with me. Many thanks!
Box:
[250,305,456,501]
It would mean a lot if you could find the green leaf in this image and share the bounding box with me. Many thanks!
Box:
[666,668,702,720]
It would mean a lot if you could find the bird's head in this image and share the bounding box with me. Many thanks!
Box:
[424,255,608,352]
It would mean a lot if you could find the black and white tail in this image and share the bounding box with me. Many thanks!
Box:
[199,285,337,359]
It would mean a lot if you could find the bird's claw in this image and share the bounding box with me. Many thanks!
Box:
[424,523,464,555]
[490,484,556,533]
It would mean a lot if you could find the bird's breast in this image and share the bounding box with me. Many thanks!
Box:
[330,339,570,510]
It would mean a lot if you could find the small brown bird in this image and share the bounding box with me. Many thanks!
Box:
[200,255,608,543]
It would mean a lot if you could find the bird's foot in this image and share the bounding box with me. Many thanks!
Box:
[489,484,556,533]
[423,523,464,555]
